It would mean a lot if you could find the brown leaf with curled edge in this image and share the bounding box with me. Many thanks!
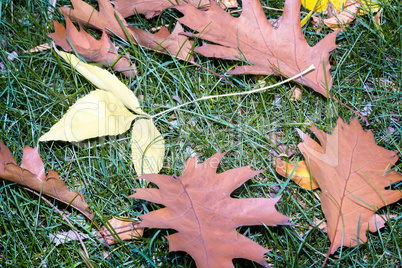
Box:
[98,217,143,245]
[0,140,93,220]
[130,152,290,267]
[59,0,194,62]
[176,0,339,97]
[49,16,136,77]
[111,0,236,19]
[297,118,402,255]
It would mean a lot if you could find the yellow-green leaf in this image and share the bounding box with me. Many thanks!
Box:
[40,90,137,142]
[57,51,145,115]
[275,157,319,190]
[131,119,165,174]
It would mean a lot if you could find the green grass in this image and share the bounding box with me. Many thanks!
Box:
[0,0,401,267]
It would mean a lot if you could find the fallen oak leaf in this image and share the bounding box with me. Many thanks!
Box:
[130,152,291,267]
[60,0,194,62]
[176,0,339,97]
[49,16,136,77]
[0,140,93,219]
[297,118,402,257]
[98,217,143,245]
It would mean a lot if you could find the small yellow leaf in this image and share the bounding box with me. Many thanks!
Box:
[40,90,137,142]
[57,51,145,115]
[275,157,319,190]
[131,119,165,174]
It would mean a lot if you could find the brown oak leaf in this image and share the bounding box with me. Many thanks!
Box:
[130,152,290,267]
[111,0,237,19]
[176,0,339,97]
[49,16,136,77]
[297,118,402,255]
[0,140,93,219]
[60,0,194,62]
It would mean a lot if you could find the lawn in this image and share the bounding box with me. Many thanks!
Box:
[0,0,401,267]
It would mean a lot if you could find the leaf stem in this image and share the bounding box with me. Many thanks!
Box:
[151,65,315,119]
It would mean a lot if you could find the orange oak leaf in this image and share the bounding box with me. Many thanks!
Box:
[0,140,93,219]
[176,0,339,97]
[297,118,402,255]
[59,0,194,62]
[130,152,290,267]
[49,16,136,77]
[111,0,237,19]
[98,217,143,245]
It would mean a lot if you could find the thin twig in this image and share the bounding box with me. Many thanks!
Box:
[151,64,315,119]
[24,188,90,258]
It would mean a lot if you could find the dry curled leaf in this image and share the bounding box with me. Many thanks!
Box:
[130,152,290,267]
[297,118,402,255]
[49,16,136,77]
[60,0,194,62]
[0,141,93,219]
[98,217,143,245]
[176,0,339,97]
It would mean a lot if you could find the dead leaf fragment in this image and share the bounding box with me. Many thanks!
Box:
[49,230,89,246]
[130,152,290,267]
[0,141,93,219]
[297,118,402,254]
[98,217,143,245]
[176,0,339,97]
[323,0,359,27]
[59,0,194,62]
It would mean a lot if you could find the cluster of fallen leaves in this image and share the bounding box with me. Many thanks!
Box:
[1,0,400,267]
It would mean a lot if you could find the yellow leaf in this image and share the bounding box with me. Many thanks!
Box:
[131,119,165,174]
[40,90,137,142]
[275,157,319,190]
[57,51,145,115]
[301,0,345,13]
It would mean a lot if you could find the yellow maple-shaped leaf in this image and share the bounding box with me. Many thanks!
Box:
[57,51,145,115]
[275,157,319,190]
[131,119,165,174]
[40,90,137,142]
